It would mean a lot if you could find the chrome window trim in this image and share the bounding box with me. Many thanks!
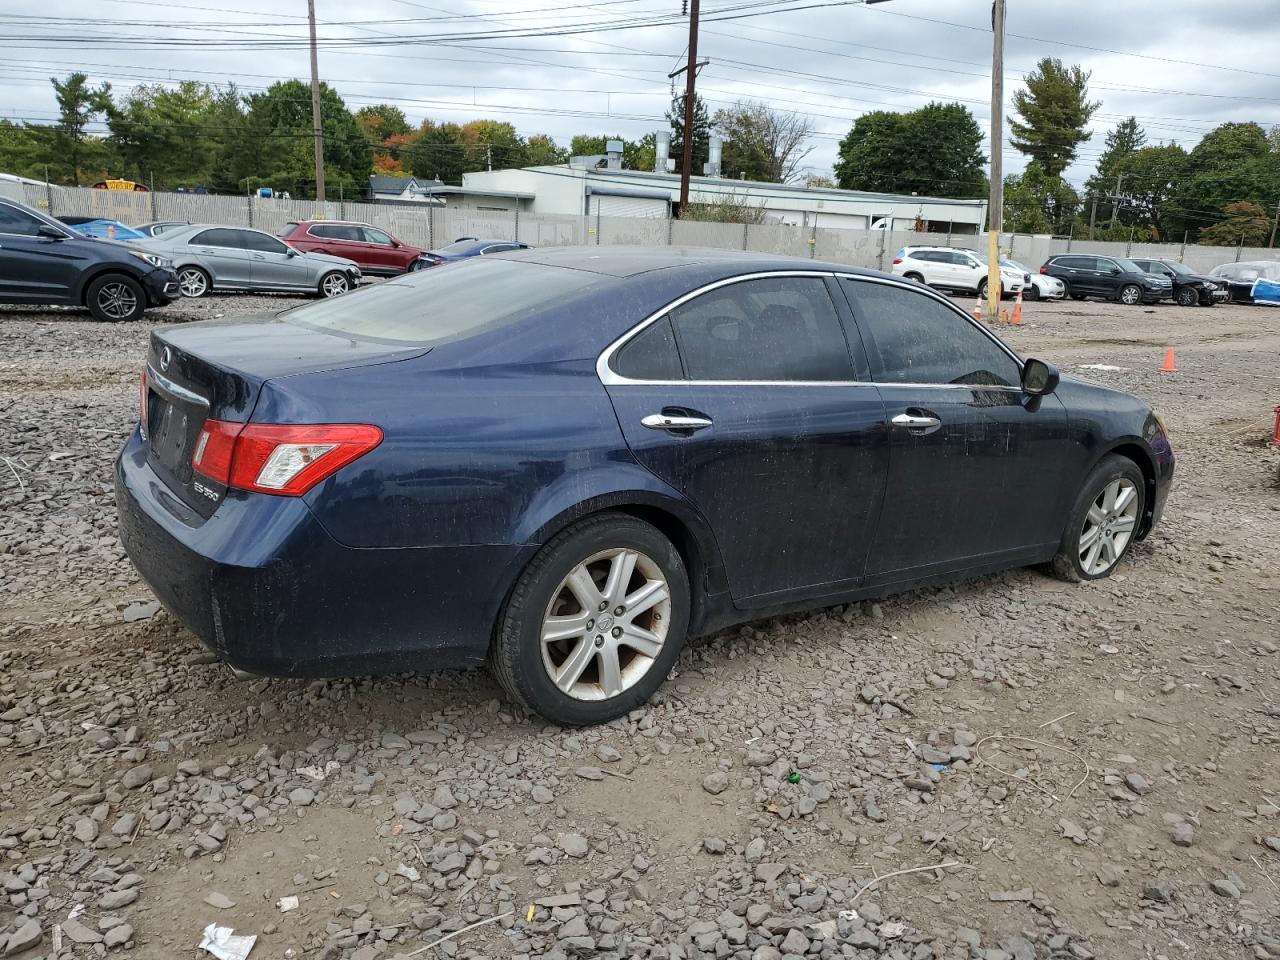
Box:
[146,365,209,407]
[597,268,1024,388]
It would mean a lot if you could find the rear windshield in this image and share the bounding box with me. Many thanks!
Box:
[283,258,604,345]
[276,222,299,237]
[437,239,483,254]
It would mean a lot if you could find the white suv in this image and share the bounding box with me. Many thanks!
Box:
[891,246,1028,298]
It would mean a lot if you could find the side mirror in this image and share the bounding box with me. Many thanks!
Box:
[1021,358,1060,397]
[1110,267,1121,275]
[391,240,401,248]
[37,224,65,240]
[286,247,299,257]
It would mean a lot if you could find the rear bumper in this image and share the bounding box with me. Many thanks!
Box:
[115,429,528,677]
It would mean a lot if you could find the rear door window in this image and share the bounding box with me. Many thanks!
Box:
[363,227,394,245]
[841,279,1020,388]
[612,316,683,381]
[668,276,855,382]
[190,228,243,248]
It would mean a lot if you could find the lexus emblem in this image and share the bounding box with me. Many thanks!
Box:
[160,346,172,372]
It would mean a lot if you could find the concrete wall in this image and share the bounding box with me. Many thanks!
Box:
[15,183,1277,274]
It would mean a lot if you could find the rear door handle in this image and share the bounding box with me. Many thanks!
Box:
[642,413,713,433]
[892,412,941,434]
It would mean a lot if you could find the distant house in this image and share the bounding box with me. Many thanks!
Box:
[366,175,446,205]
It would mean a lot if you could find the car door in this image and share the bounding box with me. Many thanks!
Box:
[1094,257,1124,297]
[838,277,1077,584]
[241,229,309,290]
[602,273,889,606]
[188,228,252,286]
[0,205,82,302]
[951,251,985,291]
[361,226,404,272]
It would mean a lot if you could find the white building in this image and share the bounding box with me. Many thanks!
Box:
[460,165,987,233]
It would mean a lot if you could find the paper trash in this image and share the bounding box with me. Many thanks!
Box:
[199,923,257,960]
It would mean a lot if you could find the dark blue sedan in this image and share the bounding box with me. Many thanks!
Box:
[419,236,529,267]
[116,247,1174,725]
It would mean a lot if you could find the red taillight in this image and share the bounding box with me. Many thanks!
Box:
[192,421,382,497]
[1039,265,1047,274]
[892,257,903,265]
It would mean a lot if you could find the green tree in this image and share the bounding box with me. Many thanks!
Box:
[354,104,410,143]
[224,80,370,199]
[1110,144,1188,240]
[458,119,523,172]
[567,134,653,171]
[667,93,711,176]
[523,133,566,166]
[1003,161,1079,234]
[1009,58,1099,176]
[0,120,47,181]
[1173,122,1279,239]
[47,73,115,185]
[835,102,986,198]
[713,100,813,183]
[1198,200,1272,246]
[107,82,243,189]
[1087,116,1145,195]
[407,120,466,184]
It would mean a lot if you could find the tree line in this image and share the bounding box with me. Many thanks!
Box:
[0,73,814,200]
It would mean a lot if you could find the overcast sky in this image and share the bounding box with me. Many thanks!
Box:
[2,0,1278,191]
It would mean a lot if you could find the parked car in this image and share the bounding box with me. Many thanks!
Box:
[134,224,361,298]
[891,245,1027,298]
[278,220,425,276]
[0,196,178,322]
[1208,260,1280,304]
[1040,254,1173,305]
[136,221,190,238]
[1130,257,1228,307]
[1003,258,1064,300]
[58,218,148,241]
[117,247,1174,725]
[420,237,530,266]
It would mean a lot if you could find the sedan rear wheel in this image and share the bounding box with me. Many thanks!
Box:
[490,513,689,726]
[1175,286,1198,307]
[320,271,350,298]
[178,267,210,298]
[1049,454,1145,582]
[1119,283,1142,305]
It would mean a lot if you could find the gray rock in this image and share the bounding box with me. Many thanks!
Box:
[1125,773,1152,795]
[59,918,102,944]
[432,784,458,809]
[596,746,622,763]
[744,837,766,862]
[531,785,554,804]
[751,948,782,960]
[1003,936,1035,960]
[702,772,729,795]
[103,924,133,949]
[99,889,139,910]
[288,787,315,806]
[703,837,726,854]
[844,928,879,949]
[561,833,590,858]
[1210,878,1239,898]
[1172,823,1195,847]
[1142,881,1174,904]
[780,928,810,954]
[575,766,604,781]
[4,919,41,956]
[204,891,236,909]
[120,764,152,790]
[73,817,98,843]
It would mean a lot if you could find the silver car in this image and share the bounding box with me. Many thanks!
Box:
[136,224,361,298]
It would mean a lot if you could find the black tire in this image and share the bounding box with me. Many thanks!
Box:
[977,278,988,299]
[489,513,690,726]
[1119,283,1142,306]
[903,272,926,284]
[177,266,211,298]
[85,273,146,322]
[1049,454,1146,583]
[1174,286,1198,307]
[1070,294,1086,301]
[1022,284,1040,301]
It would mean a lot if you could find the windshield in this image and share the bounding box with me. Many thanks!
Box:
[1160,260,1194,276]
[1000,259,1027,272]
[284,258,606,345]
[1111,257,1144,273]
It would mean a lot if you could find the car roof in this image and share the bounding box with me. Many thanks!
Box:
[499,245,884,280]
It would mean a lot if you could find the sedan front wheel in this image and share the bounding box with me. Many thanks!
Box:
[1119,284,1142,305]
[1050,454,1145,582]
[489,513,689,726]
[1175,287,1199,307]
[319,271,350,298]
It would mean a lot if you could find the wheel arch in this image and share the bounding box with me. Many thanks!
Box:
[75,265,146,306]
[1096,439,1158,538]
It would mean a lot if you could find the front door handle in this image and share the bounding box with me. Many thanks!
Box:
[891,412,941,434]
[642,412,713,433]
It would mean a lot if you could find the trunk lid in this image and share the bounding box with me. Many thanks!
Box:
[143,315,425,518]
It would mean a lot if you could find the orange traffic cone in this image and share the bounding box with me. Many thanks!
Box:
[1010,288,1023,325]
[1159,348,1178,373]
[973,290,983,321]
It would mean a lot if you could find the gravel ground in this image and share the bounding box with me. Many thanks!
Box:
[1,290,1278,960]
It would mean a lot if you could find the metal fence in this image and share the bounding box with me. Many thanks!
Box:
[7,181,1276,274]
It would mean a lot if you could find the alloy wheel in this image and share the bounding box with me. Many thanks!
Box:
[96,281,138,320]
[179,269,207,298]
[1078,478,1139,576]
[322,273,349,297]
[1176,287,1197,306]
[540,548,671,702]
[1120,284,1141,305]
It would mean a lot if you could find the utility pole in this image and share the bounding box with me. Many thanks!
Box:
[307,0,326,204]
[1108,174,1123,230]
[678,0,701,215]
[985,0,1005,320]
[1088,193,1098,240]
[1269,200,1279,248]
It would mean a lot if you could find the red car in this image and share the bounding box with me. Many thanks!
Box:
[278,220,424,276]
